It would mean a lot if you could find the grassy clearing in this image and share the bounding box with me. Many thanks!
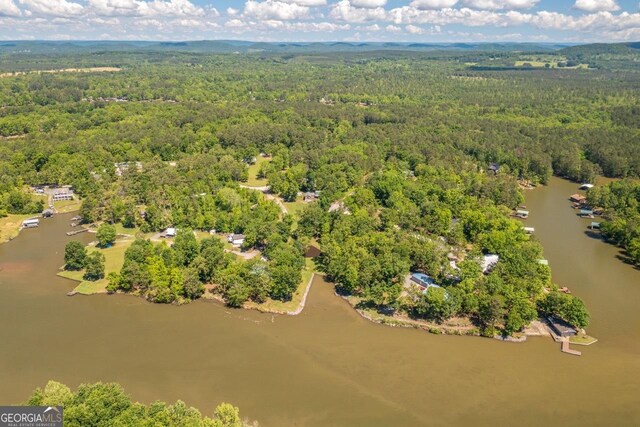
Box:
[244,257,315,314]
[569,333,598,346]
[57,239,134,295]
[246,156,271,187]
[113,223,142,236]
[514,60,590,69]
[54,198,82,213]
[0,214,34,244]
[282,196,307,218]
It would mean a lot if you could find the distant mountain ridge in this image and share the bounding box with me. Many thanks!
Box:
[0,40,582,55]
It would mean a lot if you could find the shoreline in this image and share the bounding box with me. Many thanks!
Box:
[335,289,573,344]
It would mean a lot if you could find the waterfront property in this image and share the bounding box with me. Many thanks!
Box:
[579,209,594,217]
[21,218,39,228]
[523,227,535,234]
[547,316,577,338]
[579,184,594,190]
[590,222,601,230]
[569,194,587,204]
[515,209,529,219]
[408,273,442,293]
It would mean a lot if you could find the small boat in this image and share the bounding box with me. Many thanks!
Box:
[559,287,572,294]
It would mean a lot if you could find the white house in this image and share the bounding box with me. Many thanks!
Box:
[228,233,245,246]
[165,227,176,237]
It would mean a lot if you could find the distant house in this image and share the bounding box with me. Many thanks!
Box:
[52,192,74,201]
[523,226,535,234]
[22,218,39,228]
[488,163,500,174]
[547,316,577,337]
[579,184,594,190]
[409,273,442,294]
[228,233,245,246]
[569,194,587,204]
[165,227,176,238]
[579,209,594,217]
[481,254,499,273]
[515,209,529,219]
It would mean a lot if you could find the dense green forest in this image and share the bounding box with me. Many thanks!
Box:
[588,180,640,266]
[26,381,251,426]
[1,45,638,335]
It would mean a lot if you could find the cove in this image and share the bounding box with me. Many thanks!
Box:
[0,176,638,426]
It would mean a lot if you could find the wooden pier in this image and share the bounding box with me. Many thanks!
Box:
[66,228,88,236]
[561,341,582,356]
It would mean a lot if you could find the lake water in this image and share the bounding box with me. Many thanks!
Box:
[0,176,638,426]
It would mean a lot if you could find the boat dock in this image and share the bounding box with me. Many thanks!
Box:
[561,341,582,356]
[66,228,88,236]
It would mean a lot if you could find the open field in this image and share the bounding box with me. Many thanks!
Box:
[54,198,82,213]
[245,156,271,187]
[0,214,34,244]
[514,60,590,69]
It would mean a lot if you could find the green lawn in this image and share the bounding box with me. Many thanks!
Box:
[244,257,316,314]
[113,222,141,236]
[282,196,307,218]
[569,333,598,346]
[54,198,82,213]
[246,156,271,187]
[57,239,134,295]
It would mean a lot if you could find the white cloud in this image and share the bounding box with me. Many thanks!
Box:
[19,0,83,16]
[88,0,205,17]
[358,23,381,30]
[0,0,21,16]
[574,0,619,12]
[329,0,387,22]
[89,0,138,16]
[243,0,310,20]
[405,24,424,33]
[350,0,387,8]
[227,7,239,15]
[281,0,327,6]
[225,18,245,27]
[138,0,205,17]
[385,24,402,32]
[405,23,442,33]
[461,0,539,9]
[409,0,458,10]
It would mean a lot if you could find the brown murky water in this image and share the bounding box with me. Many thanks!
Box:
[0,177,639,426]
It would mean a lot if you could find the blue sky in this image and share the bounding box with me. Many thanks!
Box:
[0,0,639,42]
